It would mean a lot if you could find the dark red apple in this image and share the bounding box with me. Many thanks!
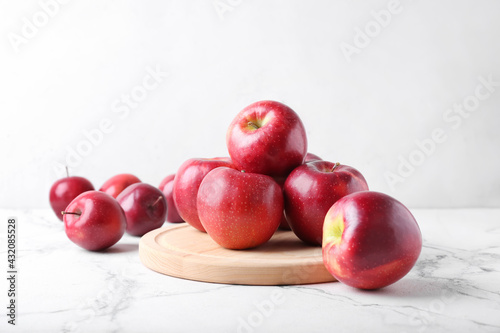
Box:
[284,161,368,245]
[49,174,94,221]
[117,183,167,236]
[322,191,422,290]
[159,174,183,223]
[277,152,321,230]
[226,100,307,178]
[99,173,141,198]
[197,167,283,249]
[63,191,126,251]
[173,158,234,232]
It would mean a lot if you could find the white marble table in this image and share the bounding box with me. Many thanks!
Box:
[0,208,499,333]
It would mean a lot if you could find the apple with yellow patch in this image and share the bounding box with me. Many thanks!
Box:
[322,191,422,290]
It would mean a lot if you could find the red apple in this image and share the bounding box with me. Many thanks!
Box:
[117,183,167,236]
[158,174,172,192]
[63,191,126,251]
[226,100,307,178]
[322,191,422,290]
[49,174,94,221]
[284,161,368,245]
[305,152,322,162]
[158,173,184,223]
[173,157,234,232]
[99,173,141,198]
[159,174,183,223]
[197,167,283,249]
[277,153,321,231]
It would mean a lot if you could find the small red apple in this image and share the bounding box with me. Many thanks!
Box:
[322,191,422,290]
[284,161,368,245]
[49,173,94,221]
[197,167,283,249]
[226,100,307,178]
[159,174,183,223]
[99,173,141,198]
[63,191,126,251]
[173,157,234,232]
[117,183,167,236]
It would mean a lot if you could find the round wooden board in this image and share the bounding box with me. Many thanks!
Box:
[139,224,336,286]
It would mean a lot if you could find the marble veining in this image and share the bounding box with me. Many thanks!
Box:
[0,208,499,333]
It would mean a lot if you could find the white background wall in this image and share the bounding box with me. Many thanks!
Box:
[0,0,499,209]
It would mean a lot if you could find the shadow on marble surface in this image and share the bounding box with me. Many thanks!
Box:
[102,243,139,254]
[354,278,452,299]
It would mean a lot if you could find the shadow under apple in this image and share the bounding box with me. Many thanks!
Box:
[353,277,458,299]
[102,243,139,254]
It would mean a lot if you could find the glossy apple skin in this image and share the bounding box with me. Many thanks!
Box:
[226,100,307,178]
[117,183,167,236]
[49,176,95,221]
[159,174,183,223]
[277,154,320,230]
[63,191,126,251]
[284,161,368,245]
[197,167,283,249]
[99,174,141,198]
[323,191,422,290]
[305,152,322,162]
[278,152,321,230]
[173,158,234,232]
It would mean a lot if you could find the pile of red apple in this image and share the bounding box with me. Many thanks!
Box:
[49,172,180,251]
[49,100,422,290]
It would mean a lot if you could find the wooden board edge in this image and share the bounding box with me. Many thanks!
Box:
[139,226,337,286]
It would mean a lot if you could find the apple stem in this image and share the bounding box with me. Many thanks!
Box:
[151,196,163,207]
[247,121,259,130]
[331,162,340,172]
[65,165,69,178]
[61,211,81,216]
